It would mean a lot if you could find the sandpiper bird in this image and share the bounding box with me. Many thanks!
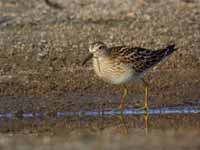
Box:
[82,41,177,111]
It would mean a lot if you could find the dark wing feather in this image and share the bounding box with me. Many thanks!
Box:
[109,44,177,73]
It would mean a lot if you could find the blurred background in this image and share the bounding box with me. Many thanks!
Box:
[0,0,200,149]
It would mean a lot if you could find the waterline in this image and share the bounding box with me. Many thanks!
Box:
[0,106,199,119]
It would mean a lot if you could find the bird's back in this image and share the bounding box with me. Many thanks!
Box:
[109,44,177,73]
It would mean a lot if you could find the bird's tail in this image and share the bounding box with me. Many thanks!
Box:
[142,44,178,70]
[152,44,178,61]
[162,44,178,57]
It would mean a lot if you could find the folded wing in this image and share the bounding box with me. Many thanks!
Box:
[110,44,177,73]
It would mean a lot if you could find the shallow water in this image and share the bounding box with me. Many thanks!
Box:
[0,96,199,149]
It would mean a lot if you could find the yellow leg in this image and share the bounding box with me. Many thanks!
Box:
[142,79,150,134]
[142,79,149,111]
[119,85,128,111]
[116,85,128,134]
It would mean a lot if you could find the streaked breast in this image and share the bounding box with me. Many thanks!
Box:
[92,57,134,84]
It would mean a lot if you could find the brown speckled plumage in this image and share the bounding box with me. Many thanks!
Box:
[83,41,177,84]
[109,44,177,73]
[82,41,177,111]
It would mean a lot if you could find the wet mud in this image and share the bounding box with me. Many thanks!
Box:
[0,0,200,149]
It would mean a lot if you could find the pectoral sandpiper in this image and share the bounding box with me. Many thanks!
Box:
[82,41,177,111]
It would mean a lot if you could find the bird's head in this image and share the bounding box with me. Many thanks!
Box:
[82,41,108,65]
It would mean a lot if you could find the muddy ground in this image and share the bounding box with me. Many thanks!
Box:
[0,0,200,149]
[0,0,200,107]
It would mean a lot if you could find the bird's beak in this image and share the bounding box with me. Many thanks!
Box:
[82,53,93,66]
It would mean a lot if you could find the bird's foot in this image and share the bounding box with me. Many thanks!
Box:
[118,103,125,111]
[112,104,125,113]
[135,104,149,113]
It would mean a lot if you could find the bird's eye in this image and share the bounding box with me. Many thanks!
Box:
[99,46,103,49]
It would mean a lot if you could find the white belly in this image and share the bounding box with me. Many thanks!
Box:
[93,58,135,84]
